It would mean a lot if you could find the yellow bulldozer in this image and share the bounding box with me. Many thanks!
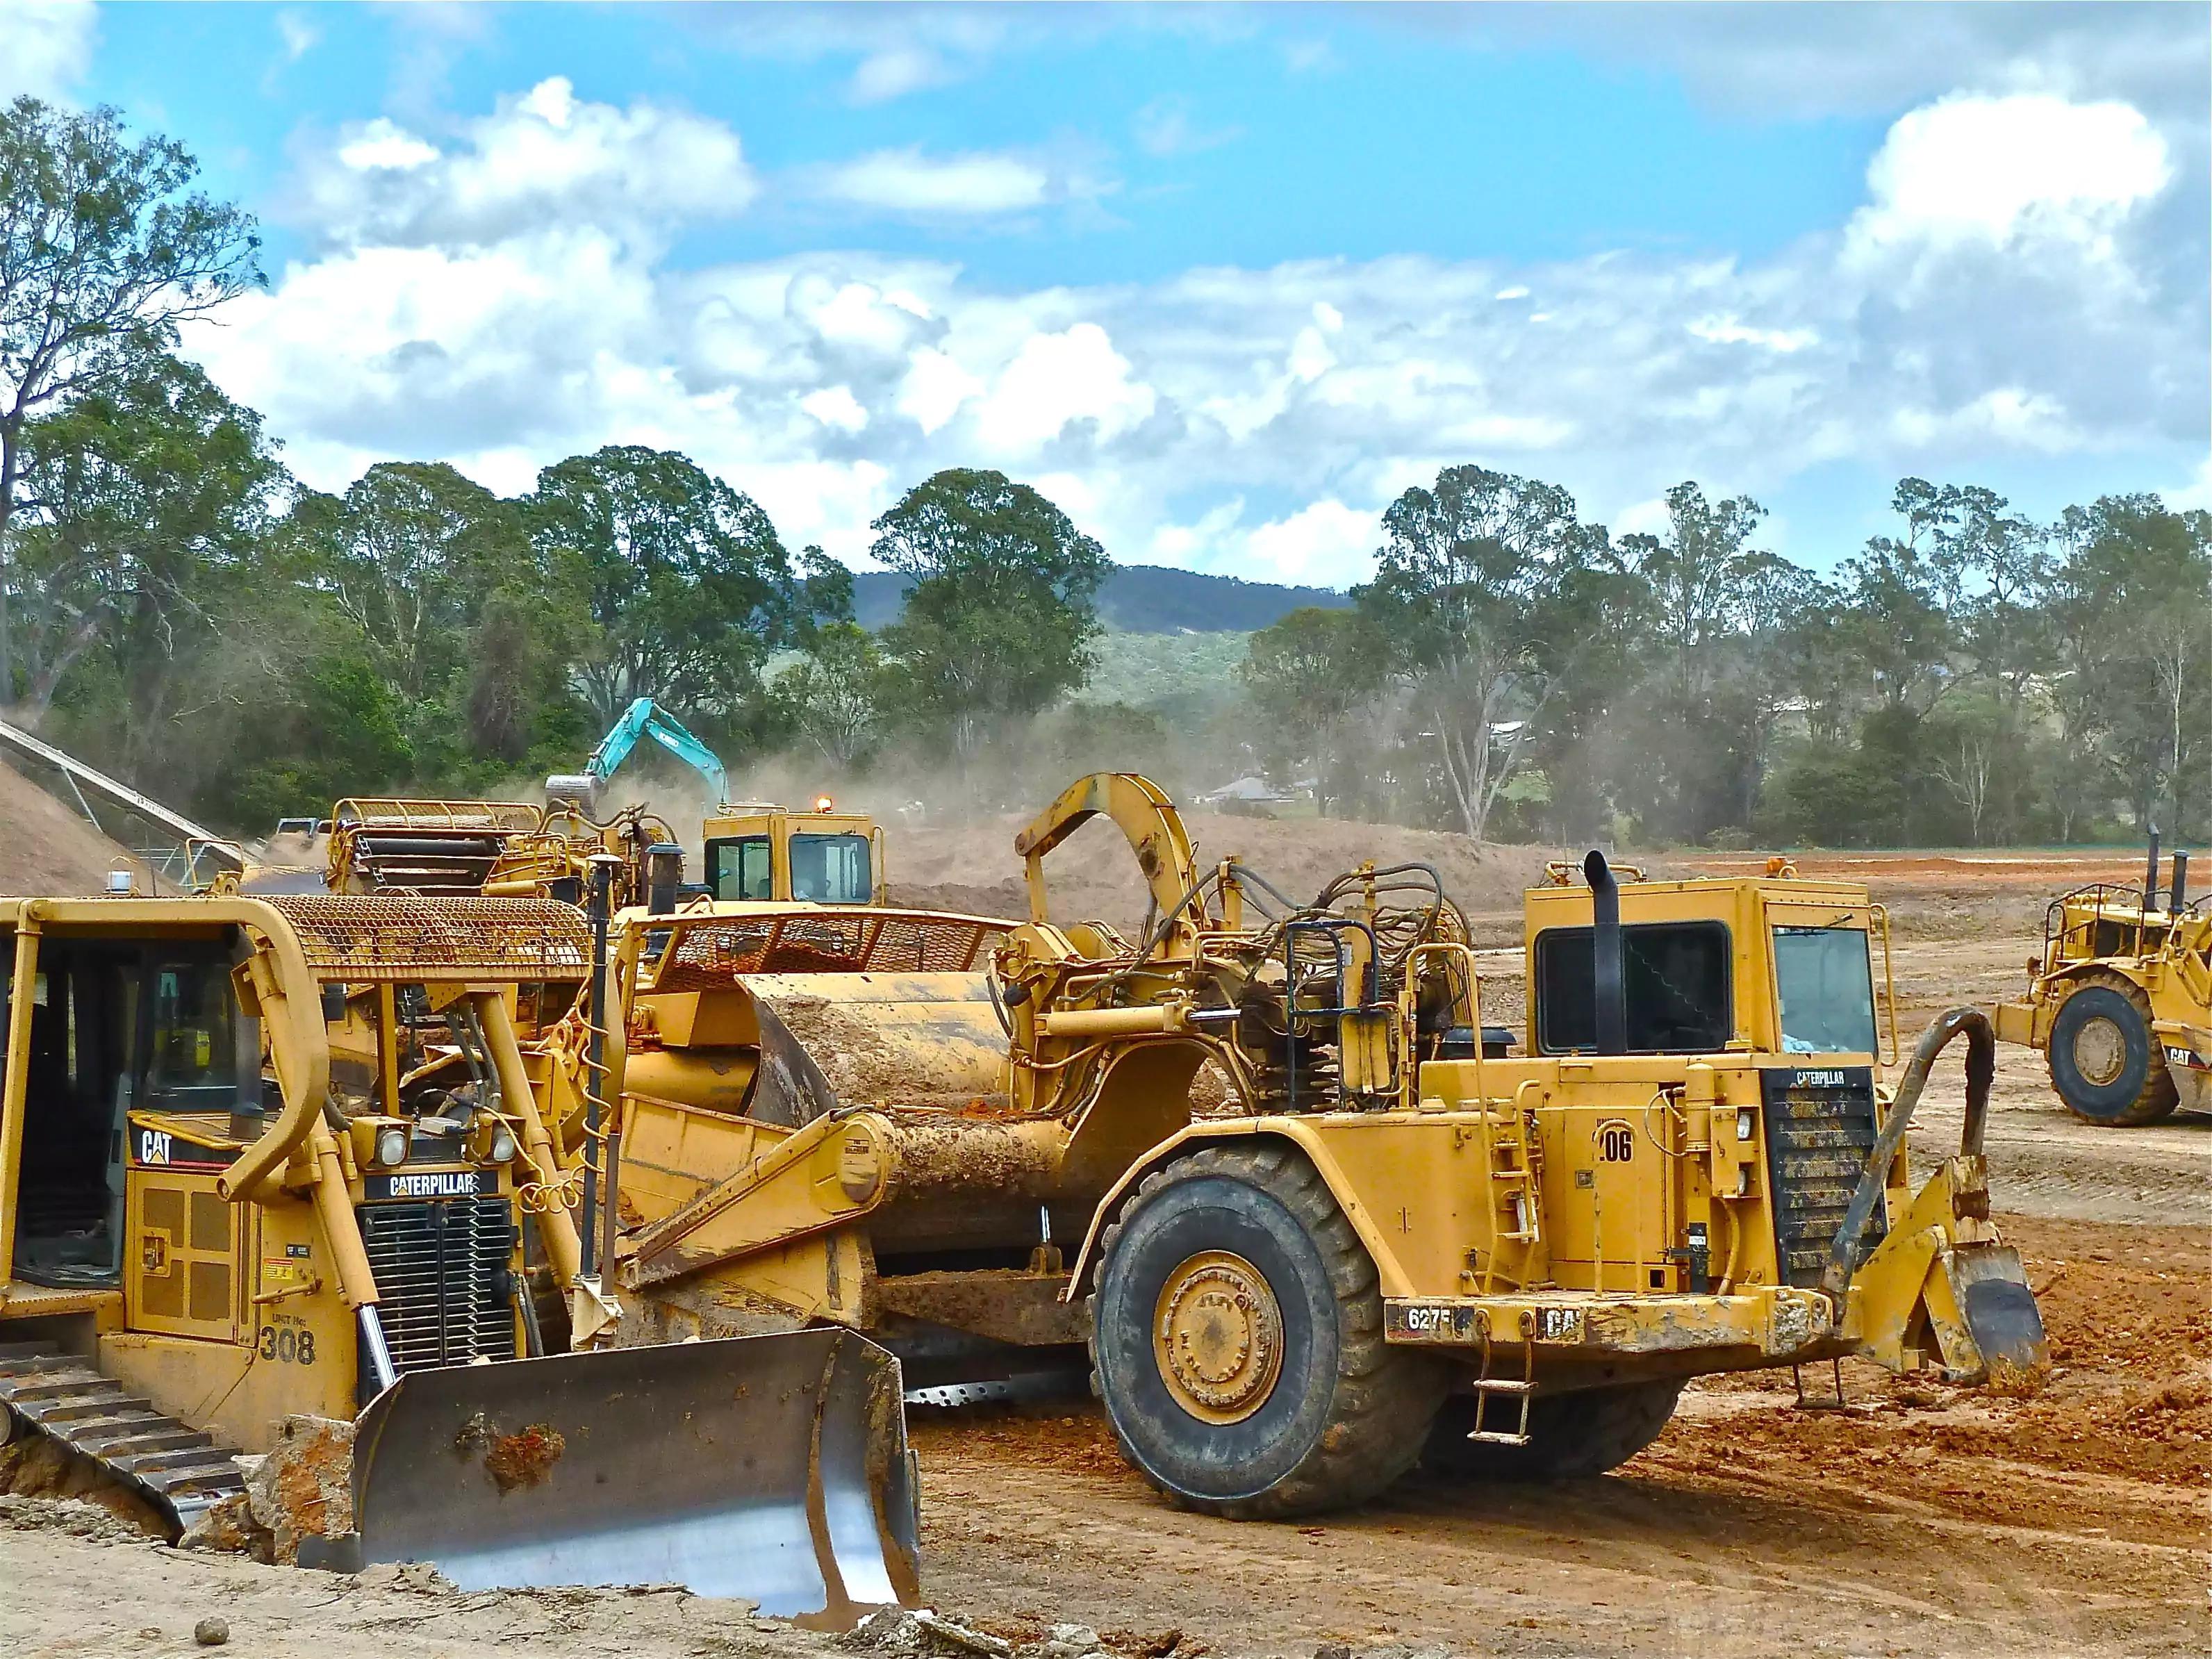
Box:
[1992,838,2209,1125]
[556,773,2045,1517]
[0,886,917,1616]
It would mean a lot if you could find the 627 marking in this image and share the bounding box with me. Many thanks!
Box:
[256,1326,316,1366]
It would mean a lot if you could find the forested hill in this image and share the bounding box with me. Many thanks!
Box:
[851,564,1351,632]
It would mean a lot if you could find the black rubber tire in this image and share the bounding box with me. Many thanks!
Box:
[2047,975,2178,1126]
[1089,1142,1446,1519]
[1421,1378,1683,1481]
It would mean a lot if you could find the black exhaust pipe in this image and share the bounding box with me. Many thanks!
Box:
[1585,849,1626,1055]
[647,842,684,914]
[2172,850,2190,913]
[2145,827,2161,911]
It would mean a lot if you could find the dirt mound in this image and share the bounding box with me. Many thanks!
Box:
[0,757,153,895]
[888,810,1566,939]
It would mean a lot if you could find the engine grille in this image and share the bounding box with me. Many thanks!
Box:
[357,1195,516,1382]
[1761,1066,1886,1289]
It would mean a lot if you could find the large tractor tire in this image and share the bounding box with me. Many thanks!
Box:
[1420,1378,1683,1482]
[1089,1142,1446,1519]
[2047,973,2178,1125]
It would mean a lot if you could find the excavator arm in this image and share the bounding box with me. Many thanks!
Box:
[550,698,729,809]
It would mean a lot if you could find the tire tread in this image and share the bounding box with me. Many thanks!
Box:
[1089,1141,1446,1519]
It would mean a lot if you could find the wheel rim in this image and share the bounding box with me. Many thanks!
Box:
[2071,1014,2127,1087]
[1152,1249,1285,1424]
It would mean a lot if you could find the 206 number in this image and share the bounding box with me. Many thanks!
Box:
[256,1326,316,1366]
[1598,1122,1635,1163]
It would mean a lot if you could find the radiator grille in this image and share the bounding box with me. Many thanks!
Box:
[357,1195,515,1378]
[1761,1066,1886,1289]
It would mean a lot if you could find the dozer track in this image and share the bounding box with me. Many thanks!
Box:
[0,1342,245,1532]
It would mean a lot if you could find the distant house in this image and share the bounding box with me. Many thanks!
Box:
[1199,775,1301,808]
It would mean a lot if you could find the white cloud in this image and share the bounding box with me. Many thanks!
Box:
[1851,93,2172,252]
[801,385,869,434]
[975,324,1157,452]
[1243,500,1378,584]
[848,46,952,105]
[897,348,985,436]
[274,10,318,65]
[811,147,1053,216]
[294,78,754,249]
[1132,96,1241,158]
[1689,316,1818,353]
[0,1,97,99]
[179,83,2204,581]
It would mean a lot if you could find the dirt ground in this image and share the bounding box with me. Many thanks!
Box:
[5,846,2209,1658]
[0,757,157,894]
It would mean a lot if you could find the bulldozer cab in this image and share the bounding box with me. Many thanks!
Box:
[3,932,259,1292]
[1523,864,1896,1065]
[703,802,884,906]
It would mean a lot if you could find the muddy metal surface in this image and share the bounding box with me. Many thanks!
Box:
[6,930,2208,1659]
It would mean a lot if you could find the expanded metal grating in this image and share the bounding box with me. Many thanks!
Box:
[645,907,1012,992]
[1761,1066,1886,1289]
[267,893,591,981]
[357,1196,517,1379]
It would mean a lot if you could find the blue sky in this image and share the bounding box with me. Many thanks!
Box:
[8,2,2206,584]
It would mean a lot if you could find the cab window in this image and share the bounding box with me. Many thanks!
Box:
[1535,921,1733,1054]
[1772,926,1878,1055]
[145,959,243,1112]
[788,834,871,905]
[707,836,774,900]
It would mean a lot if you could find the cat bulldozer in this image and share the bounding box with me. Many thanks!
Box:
[0,888,917,1617]
[1991,836,2209,1125]
[558,773,2045,1517]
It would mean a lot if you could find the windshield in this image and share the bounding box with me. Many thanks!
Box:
[707,837,773,901]
[1772,926,1877,1055]
[789,834,871,904]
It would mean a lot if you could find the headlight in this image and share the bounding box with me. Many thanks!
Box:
[375,1125,409,1166]
[489,1128,517,1164]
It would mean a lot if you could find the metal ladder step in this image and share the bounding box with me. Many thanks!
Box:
[1469,1378,1536,1395]
[1467,1429,1533,1446]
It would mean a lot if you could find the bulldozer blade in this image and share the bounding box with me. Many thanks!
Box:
[327,1329,918,1621]
[1949,1244,2048,1377]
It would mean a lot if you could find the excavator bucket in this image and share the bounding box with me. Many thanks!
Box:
[318,1330,918,1621]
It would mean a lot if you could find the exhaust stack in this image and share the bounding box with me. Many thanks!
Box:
[1585,849,1626,1055]
[2172,850,2190,913]
[2145,827,2161,911]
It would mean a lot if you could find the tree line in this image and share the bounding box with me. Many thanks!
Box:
[3,97,2204,848]
[1243,470,2209,847]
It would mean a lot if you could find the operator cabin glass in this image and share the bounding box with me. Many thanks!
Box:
[709,836,777,900]
[1534,921,1733,1053]
[1772,926,1879,1055]
[707,832,873,902]
[147,959,242,1112]
[788,834,870,903]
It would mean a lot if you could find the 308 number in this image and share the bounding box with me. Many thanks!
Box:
[256,1326,316,1366]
